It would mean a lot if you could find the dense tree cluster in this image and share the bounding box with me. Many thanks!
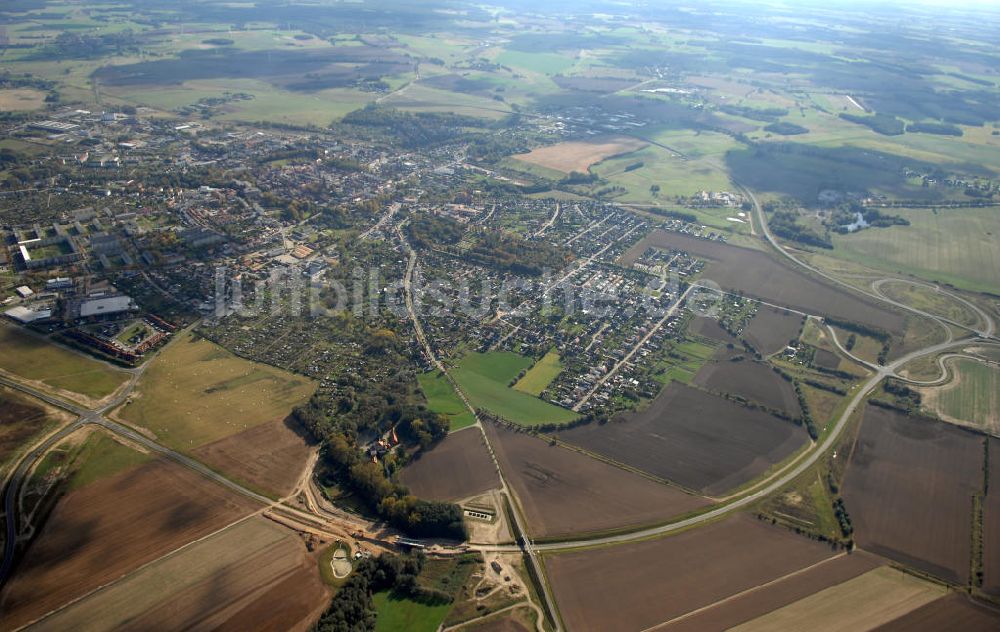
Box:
[764,121,809,135]
[314,553,428,632]
[467,231,572,276]
[906,122,963,136]
[839,112,906,136]
[406,214,465,248]
[293,393,464,540]
[343,106,481,148]
[769,209,832,249]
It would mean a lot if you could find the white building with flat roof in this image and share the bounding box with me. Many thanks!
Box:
[79,295,134,318]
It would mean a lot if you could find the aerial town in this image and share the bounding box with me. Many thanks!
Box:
[1,1,999,631]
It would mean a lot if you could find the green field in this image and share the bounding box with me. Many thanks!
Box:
[591,143,737,206]
[513,350,563,396]
[929,358,999,431]
[494,50,577,75]
[380,84,512,120]
[118,331,316,450]
[417,371,477,431]
[828,207,1000,294]
[0,322,129,401]
[67,432,152,490]
[452,352,578,426]
[657,339,718,384]
[373,591,451,632]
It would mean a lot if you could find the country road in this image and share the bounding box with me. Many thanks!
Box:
[397,224,558,631]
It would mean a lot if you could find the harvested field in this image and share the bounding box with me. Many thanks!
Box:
[552,75,637,94]
[462,609,533,632]
[512,350,562,396]
[621,230,905,336]
[0,88,47,111]
[512,136,647,174]
[842,405,984,584]
[192,417,315,498]
[545,514,835,632]
[0,457,259,628]
[687,315,736,344]
[875,593,1000,631]
[32,517,330,632]
[484,422,708,538]
[694,351,801,416]
[744,306,805,355]
[814,348,842,369]
[984,437,1000,595]
[663,551,883,632]
[560,382,808,496]
[730,566,946,632]
[0,387,62,471]
[399,428,500,502]
[118,331,316,451]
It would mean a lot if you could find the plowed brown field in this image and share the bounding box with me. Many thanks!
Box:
[484,422,708,538]
[560,382,807,496]
[193,417,315,497]
[399,428,501,502]
[0,458,259,628]
[545,515,835,632]
[842,405,984,584]
[621,230,905,336]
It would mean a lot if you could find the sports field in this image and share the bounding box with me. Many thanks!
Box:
[118,331,316,450]
[452,352,578,426]
[829,208,1000,294]
[0,322,129,403]
[512,350,563,396]
[417,370,476,431]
